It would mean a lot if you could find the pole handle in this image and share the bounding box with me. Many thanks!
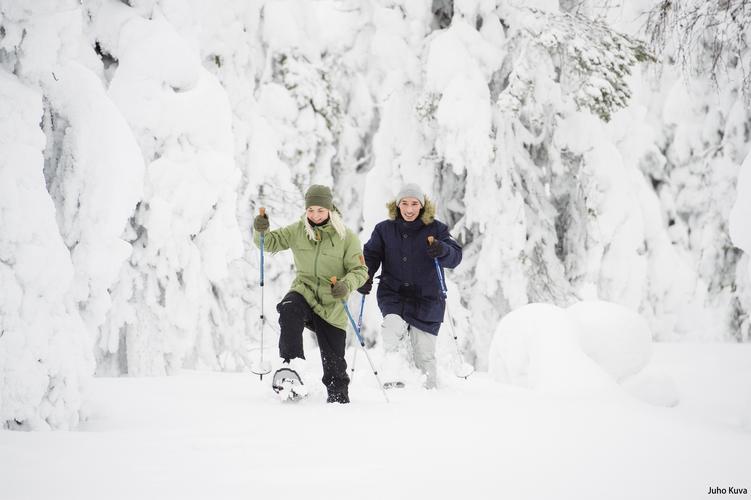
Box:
[427,236,446,297]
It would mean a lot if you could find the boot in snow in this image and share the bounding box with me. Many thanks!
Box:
[326,389,350,404]
[380,351,417,390]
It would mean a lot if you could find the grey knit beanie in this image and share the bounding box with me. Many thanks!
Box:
[305,185,333,210]
[396,183,425,206]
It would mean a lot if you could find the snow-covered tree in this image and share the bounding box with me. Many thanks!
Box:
[637,0,751,340]
[0,2,102,429]
[86,0,244,375]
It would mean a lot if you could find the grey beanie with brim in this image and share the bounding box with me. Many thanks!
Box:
[396,183,425,206]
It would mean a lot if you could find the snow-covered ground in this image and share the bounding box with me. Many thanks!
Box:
[2,342,750,500]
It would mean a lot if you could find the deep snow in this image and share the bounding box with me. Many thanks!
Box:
[1,342,750,500]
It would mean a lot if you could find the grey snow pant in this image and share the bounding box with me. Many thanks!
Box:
[381,313,437,388]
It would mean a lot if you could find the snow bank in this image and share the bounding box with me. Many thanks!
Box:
[488,301,678,406]
[488,303,620,396]
[621,367,680,408]
[4,359,751,500]
[567,300,652,381]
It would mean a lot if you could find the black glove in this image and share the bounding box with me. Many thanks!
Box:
[253,214,269,234]
[427,239,448,258]
[331,280,349,299]
[357,276,373,295]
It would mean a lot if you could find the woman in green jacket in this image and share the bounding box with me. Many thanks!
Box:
[253,185,368,403]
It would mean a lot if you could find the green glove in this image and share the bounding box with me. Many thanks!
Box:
[253,214,269,234]
[331,280,349,300]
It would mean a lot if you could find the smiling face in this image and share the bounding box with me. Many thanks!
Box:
[398,197,422,222]
[306,205,330,224]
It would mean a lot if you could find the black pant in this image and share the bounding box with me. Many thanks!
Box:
[277,292,349,398]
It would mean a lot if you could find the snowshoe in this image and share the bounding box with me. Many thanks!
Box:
[272,366,309,402]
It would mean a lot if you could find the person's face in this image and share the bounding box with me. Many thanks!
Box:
[398,198,422,222]
[306,206,330,224]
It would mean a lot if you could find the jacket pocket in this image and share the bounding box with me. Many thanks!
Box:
[417,298,445,323]
[378,274,401,294]
[319,247,345,277]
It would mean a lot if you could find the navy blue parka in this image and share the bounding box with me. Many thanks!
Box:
[363,198,462,335]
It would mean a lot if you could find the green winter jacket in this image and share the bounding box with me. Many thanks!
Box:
[254,213,368,331]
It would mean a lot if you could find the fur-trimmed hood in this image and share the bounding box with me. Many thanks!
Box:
[303,208,347,241]
[386,196,436,225]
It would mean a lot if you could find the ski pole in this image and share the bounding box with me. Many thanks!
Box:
[427,236,473,379]
[260,208,265,380]
[351,255,368,378]
[251,207,271,379]
[331,277,389,403]
[427,236,448,299]
[350,294,365,378]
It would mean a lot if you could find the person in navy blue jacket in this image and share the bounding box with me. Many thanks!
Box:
[358,184,462,388]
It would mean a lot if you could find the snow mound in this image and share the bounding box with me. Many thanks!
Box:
[489,301,679,406]
[621,367,680,408]
[567,300,653,381]
[488,303,620,397]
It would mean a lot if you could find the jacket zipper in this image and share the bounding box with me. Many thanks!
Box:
[313,229,322,302]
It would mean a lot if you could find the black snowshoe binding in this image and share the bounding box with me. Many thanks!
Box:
[272,366,308,401]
